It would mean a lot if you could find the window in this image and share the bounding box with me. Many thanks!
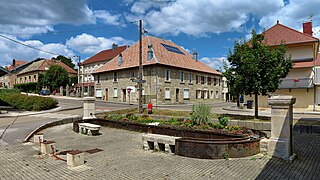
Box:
[34,75,37,81]
[165,70,170,81]
[184,89,189,99]
[161,43,185,55]
[97,74,100,83]
[214,78,217,86]
[208,77,211,85]
[215,91,219,98]
[219,78,221,86]
[131,71,135,78]
[201,76,204,84]
[180,72,184,83]
[197,90,201,99]
[189,73,192,83]
[204,77,207,85]
[96,89,102,98]
[210,91,214,99]
[113,88,118,97]
[204,90,208,99]
[196,75,198,84]
[165,88,170,99]
[198,76,201,84]
[114,72,118,82]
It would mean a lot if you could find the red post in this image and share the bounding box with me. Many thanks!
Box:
[148,101,153,114]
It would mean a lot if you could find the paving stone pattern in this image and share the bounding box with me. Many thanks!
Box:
[0,124,320,180]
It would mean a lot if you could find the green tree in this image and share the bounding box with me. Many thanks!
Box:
[224,29,293,118]
[45,65,69,91]
[53,55,75,70]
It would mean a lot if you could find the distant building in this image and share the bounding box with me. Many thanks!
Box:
[16,59,77,84]
[77,44,128,96]
[246,21,319,109]
[93,36,222,104]
[0,59,28,88]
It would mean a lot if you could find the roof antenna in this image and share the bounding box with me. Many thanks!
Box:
[308,14,313,22]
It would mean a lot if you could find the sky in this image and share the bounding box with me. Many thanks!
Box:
[0,0,319,71]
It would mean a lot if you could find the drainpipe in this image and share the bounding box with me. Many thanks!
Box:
[314,40,319,111]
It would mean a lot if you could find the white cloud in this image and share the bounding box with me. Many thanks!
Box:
[200,56,227,71]
[93,10,123,26]
[259,0,320,34]
[127,0,284,36]
[0,36,74,67]
[66,33,134,54]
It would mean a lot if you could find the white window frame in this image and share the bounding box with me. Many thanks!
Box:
[197,76,201,84]
[204,77,207,85]
[165,69,170,81]
[210,91,214,99]
[165,88,171,99]
[215,91,219,99]
[113,88,118,97]
[189,73,192,84]
[183,89,189,99]
[204,90,208,99]
[180,71,184,83]
[197,89,201,99]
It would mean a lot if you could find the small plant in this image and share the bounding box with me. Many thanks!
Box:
[191,103,212,125]
[222,152,229,160]
[218,116,229,127]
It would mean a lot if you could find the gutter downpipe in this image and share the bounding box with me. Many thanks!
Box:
[313,40,319,111]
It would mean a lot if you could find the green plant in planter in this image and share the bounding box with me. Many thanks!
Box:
[191,103,211,125]
[222,152,229,160]
[218,116,229,127]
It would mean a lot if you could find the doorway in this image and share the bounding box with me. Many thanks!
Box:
[122,89,126,102]
[176,88,179,102]
[105,88,108,101]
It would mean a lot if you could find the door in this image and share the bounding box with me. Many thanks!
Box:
[122,89,126,102]
[176,88,179,102]
[105,88,108,101]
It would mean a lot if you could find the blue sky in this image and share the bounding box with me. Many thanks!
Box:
[0,0,319,71]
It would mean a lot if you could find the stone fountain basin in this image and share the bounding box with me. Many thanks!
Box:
[175,137,260,159]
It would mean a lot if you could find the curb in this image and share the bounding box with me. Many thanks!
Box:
[23,116,82,143]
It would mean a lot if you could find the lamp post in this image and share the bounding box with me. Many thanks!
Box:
[74,55,83,97]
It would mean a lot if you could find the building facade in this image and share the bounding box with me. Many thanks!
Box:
[246,21,319,108]
[94,36,222,104]
[77,44,128,96]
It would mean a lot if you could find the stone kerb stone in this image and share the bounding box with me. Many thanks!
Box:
[267,95,296,161]
[83,97,96,120]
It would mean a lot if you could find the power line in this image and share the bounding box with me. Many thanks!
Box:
[0,34,61,56]
[4,21,135,36]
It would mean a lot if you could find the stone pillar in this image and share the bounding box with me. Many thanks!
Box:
[60,86,63,96]
[83,97,96,120]
[66,85,69,96]
[267,95,296,160]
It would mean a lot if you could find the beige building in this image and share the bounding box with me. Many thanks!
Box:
[246,21,319,108]
[17,59,77,84]
[93,36,222,104]
[78,44,128,96]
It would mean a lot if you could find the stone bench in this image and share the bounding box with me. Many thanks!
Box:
[141,133,181,154]
[78,123,101,136]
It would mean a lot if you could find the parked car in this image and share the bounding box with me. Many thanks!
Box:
[39,89,50,95]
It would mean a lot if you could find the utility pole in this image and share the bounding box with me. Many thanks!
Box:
[76,56,84,98]
[138,19,143,113]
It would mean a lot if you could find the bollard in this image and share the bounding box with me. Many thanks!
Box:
[41,141,56,155]
[34,133,44,145]
[67,150,84,168]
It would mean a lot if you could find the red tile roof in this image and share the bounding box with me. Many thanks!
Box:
[7,60,27,71]
[18,59,77,75]
[95,36,221,75]
[263,23,318,46]
[82,46,128,65]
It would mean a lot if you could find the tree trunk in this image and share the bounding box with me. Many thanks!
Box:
[254,93,258,118]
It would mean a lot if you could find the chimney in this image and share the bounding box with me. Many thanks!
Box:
[192,52,198,62]
[303,21,313,36]
[12,59,16,67]
[112,43,118,51]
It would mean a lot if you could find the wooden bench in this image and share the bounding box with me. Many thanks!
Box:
[78,123,101,136]
[141,133,180,154]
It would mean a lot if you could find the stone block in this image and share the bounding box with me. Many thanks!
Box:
[268,137,291,160]
[67,150,84,168]
[34,133,44,145]
[40,141,56,155]
[260,138,269,153]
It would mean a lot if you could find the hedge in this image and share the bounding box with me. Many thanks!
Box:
[14,82,38,93]
[0,91,58,111]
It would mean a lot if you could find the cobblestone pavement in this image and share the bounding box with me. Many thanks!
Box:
[1,124,320,180]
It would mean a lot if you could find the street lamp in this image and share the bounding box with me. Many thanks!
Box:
[73,55,84,97]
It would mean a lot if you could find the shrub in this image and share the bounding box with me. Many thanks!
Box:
[191,103,212,125]
[14,82,38,93]
[218,116,229,127]
[0,92,57,111]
